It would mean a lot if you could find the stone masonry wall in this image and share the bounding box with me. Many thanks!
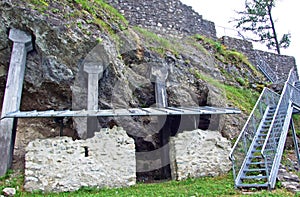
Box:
[24,127,136,193]
[169,129,231,180]
[105,0,217,39]
[105,0,297,81]
[221,36,297,81]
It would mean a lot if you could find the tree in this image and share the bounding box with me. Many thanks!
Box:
[234,0,291,54]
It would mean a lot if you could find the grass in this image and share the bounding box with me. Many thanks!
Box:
[0,170,296,197]
[27,0,128,35]
[192,69,259,113]
[133,26,181,57]
[194,34,264,80]
[0,170,24,195]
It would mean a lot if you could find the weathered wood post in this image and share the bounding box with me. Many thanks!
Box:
[0,28,32,176]
[83,62,103,138]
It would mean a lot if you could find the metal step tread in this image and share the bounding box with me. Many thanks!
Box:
[247,161,271,165]
[248,155,263,159]
[241,175,267,179]
[236,183,268,188]
[243,168,266,172]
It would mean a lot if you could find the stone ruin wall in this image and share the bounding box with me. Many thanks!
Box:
[24,127,136,193]
[221,36,297,82]
[24,127,232,192]
[169,129,231,180]
[105,0,297,80]
[105,0,217,39]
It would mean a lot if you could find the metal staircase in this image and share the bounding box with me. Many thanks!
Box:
[237,31,280,83]
[255,53,280,83]
[230,68,300,189]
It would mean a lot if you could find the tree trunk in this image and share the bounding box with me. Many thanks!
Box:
[267,1,280,54]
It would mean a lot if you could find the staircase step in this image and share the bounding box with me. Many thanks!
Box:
[257,133,268,137]
[236,183,268,188]
[243,168,266,172]
[251,148,274,153]
[247,161,268,165]
[241,175,267,179]
[248,155,263,159]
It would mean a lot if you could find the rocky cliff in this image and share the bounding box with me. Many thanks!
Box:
[0,0,268,179]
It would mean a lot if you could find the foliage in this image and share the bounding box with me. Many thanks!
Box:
[233,0,291,54]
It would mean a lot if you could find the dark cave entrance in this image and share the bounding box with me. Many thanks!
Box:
[135,113,212,183]
[132,78,212,182]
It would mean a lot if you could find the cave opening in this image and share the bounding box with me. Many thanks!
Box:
[132,81,212,182]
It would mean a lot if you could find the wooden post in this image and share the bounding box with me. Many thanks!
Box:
[83,62,103,138]
[0,28,32,176]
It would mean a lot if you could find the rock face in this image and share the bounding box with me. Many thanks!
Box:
[24,127,136,193]
[0,0,265,181]
[169,129,232,180]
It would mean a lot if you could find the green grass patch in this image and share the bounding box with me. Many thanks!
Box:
[192,69,259,113]
[74,0,128,25]
[133,26,181,57]
[224,85,259,113]
[26,0,128,34]
[292,114,300,135]
[194,34,263,79]
[0,171,294,197]
[73,0,128,33]
[0,170,24,196]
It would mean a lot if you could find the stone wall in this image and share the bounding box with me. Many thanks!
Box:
[105,0,297,81]
[24,127,136,193]
[105,0,217,39]
[169,129,231,180]
[221,36,297,82]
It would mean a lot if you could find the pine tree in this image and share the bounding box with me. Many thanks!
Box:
[234,0,291,54]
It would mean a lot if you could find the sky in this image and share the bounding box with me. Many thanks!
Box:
[180,0,299,66]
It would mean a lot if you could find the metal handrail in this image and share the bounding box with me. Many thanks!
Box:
[290,82,300,106]
[261,68,297,187]
[255,53,280,83]
[229,87,269,159]
[237,31,280,84]
[229,87,279,181]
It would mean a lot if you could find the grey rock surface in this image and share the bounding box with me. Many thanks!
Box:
[2,188,16,197]
[278,164,300,193]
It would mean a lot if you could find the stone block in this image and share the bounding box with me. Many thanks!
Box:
[24,127,136,193]
[169,129,231,180]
